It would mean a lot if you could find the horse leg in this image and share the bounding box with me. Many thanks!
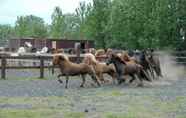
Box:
[140,69,152,82]
[157,66,163,77]
[98,73,105,84]
[57,74,63,84]
[90,74,101,87]
[137,75,144,87]
[80,74,86,88]
[154,66,160,79]
[65,76,69,89]
[108,72,117,84]
[117,74,125,85]
[100,73,110,84]
[148,67,155,80]
[129,74,136,84]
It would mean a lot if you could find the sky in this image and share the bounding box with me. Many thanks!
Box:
[0,0,92,25]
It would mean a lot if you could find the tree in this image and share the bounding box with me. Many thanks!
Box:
[15,15,48,38]
[0,24,14,46]
[75,1,92,39]
[86,0,112,48]
[63,13,79,39]
[50,6,65,38]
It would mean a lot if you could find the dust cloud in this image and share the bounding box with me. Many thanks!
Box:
[150,51,185,86]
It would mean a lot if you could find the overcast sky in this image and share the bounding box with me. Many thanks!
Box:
[0,0,92,25]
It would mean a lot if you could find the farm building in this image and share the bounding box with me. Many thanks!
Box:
[8,38,95,51]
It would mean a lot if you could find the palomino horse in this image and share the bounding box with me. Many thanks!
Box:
[107,54,151,86]
[53,54,101,88]
[83,53,117,84]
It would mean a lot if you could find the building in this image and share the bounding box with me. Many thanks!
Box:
[8,38,95,51]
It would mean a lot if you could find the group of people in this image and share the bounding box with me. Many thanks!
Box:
[52,48,163,88]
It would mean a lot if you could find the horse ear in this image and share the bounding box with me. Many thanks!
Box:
[120,59,126,65]
[116,56,126,65]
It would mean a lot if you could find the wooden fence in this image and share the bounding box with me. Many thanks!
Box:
[0,53,107,79]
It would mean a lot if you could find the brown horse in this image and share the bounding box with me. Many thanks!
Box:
[53,54,101,88]
[107,53,151,86]
[83,53,117,84]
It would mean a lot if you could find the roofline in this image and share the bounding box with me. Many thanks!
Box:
[10,38,94,42]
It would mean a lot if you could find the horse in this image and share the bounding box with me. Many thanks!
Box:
[95,49,105,57]
[147,49,163,78]
[83,53,117,84]
[53,54,101,88]
[133,50,155,80]
[107,53,151,86]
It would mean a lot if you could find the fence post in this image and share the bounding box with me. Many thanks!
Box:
[52,66,54,75]
[40,57,44,78]
[1,55,6,79]
[75,43,81,63]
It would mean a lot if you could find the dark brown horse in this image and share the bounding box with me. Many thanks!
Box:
[134,50,155,80]
[148,50,163,78]
[107,54,151,86]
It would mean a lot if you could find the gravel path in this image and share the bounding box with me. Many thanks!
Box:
[0,75,185,97]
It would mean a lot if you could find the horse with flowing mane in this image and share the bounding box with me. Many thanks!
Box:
[83,53,117,84]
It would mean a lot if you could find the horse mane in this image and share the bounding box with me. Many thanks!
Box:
[54,54,69,61]
[84,53,97,65]
[122,52,130,62]
[112,53,126,65]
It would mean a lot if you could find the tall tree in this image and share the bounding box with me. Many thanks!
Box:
[15,15,47,38]
[86,0,112,48]
[50,6,65,38]
[75,1,92,39]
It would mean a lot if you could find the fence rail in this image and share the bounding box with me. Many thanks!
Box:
[0,53,108,79]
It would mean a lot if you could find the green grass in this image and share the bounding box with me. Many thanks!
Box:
[0,91,185,118]
[0,109,59,118]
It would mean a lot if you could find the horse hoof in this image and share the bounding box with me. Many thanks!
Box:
[84,109,89,113]
[118,80,125,85]
[80,85,84,88]
[58,79,63,84]
[97,84,101,87]
[137,83,144,87]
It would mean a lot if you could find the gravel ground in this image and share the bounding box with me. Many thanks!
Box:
[0,74,185,118]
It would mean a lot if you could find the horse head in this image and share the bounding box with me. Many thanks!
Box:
[107,53,126,65]
[53,54,69,65]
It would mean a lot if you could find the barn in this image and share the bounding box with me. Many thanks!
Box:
[8,38,95,51]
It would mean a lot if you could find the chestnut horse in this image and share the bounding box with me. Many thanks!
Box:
[53,54,101,88]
